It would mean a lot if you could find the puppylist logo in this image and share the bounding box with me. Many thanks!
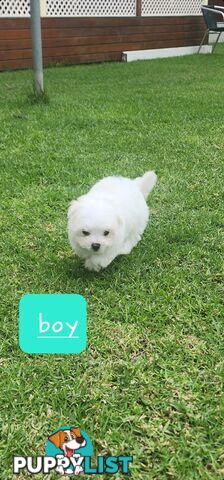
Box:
[13,426,133,476]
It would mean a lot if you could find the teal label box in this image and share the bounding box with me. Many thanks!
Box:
[19,294,87,354]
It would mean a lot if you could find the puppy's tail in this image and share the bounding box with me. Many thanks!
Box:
[135,171,157,199]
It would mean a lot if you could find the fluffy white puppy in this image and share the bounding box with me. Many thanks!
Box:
[68,171,157,272]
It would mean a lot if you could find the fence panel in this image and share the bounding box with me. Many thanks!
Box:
[0,0,30,17]
[0,0,206,17]
[46,0,136,17]
[142,0,203,17]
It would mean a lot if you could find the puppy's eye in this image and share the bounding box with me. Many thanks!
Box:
[82,230,90,236]
[64,436,68,442]
[71,434,75,439]
[104,231,109,236]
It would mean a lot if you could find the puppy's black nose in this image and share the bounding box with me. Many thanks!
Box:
[92,243,100,251]
[76,436,85,444]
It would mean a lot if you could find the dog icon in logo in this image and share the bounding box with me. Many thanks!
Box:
[49,427,86,457]
[48,427,87,475]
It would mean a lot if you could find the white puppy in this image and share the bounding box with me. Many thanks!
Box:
[68,171,157,272]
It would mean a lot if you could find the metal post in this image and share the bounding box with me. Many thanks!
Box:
[30,0,44,95]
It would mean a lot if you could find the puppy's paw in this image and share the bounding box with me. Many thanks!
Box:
[56,465,65,475]
[74,466,84,475]
[85,258,101,272]
[65,468,75,475]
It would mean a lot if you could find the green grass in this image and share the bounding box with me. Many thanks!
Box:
[0,47,224,480]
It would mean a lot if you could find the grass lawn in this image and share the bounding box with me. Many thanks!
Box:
[0,47,224,480]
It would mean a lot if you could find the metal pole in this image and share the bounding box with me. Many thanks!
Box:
[30,0,44,95]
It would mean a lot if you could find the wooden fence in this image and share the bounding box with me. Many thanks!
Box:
[0,0,206,71]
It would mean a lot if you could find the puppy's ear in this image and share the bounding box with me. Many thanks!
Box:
[68,200,78,219]
[70,427,81,437]
[48,430,62,448]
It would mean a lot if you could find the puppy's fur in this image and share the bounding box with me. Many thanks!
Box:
[68,171,157,271]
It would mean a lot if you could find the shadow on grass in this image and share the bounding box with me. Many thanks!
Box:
[62,254,128,283]
[27,90,50,105]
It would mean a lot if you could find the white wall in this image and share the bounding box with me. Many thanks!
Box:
[209,32,224,43]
